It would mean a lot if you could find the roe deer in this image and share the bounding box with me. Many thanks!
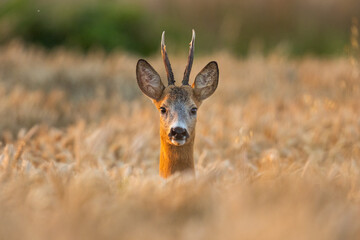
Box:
[136,30,219,178]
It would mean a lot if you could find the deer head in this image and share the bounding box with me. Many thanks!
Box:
[136,30,219,146]
[136,30,219,177]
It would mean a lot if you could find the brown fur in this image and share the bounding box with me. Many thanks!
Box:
[159,133,195,178]
[136,57,218,179]
[155,85,200,177]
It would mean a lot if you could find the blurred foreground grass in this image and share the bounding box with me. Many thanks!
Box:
[0,42,359,239]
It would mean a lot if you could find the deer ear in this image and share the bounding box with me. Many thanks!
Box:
[192,61,219,101]
[136,59,165,100]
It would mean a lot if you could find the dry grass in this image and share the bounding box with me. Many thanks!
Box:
[0,41,359,240]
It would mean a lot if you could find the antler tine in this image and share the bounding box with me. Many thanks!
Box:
[182,29,195,85]
[161,31,175,85]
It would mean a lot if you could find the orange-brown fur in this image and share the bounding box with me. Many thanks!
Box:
[136,33,219,178]
[154,85,201,178]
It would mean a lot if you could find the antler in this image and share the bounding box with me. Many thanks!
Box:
[182,29,195,85]
[161,31,175,85]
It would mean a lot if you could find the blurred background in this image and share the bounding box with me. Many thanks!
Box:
[1,0,359,57]
[0,2,359,239]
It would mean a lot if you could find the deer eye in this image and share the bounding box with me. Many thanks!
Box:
[160,107,167,114]
[190,107,197,115]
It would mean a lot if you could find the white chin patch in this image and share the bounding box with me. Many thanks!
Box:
[171,139,186,146]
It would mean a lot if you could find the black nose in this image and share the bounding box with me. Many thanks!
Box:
[173,127,186,134]
[169,127,189,139]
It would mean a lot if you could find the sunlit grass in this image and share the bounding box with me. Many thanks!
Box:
[0,42,359,239]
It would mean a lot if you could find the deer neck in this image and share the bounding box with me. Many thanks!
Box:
[159,132,195,178]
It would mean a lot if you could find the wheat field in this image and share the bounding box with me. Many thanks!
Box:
[0,41,359,240]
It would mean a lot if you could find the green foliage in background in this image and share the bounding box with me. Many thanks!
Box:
[0,0,158,54]
[0,0,359,56]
